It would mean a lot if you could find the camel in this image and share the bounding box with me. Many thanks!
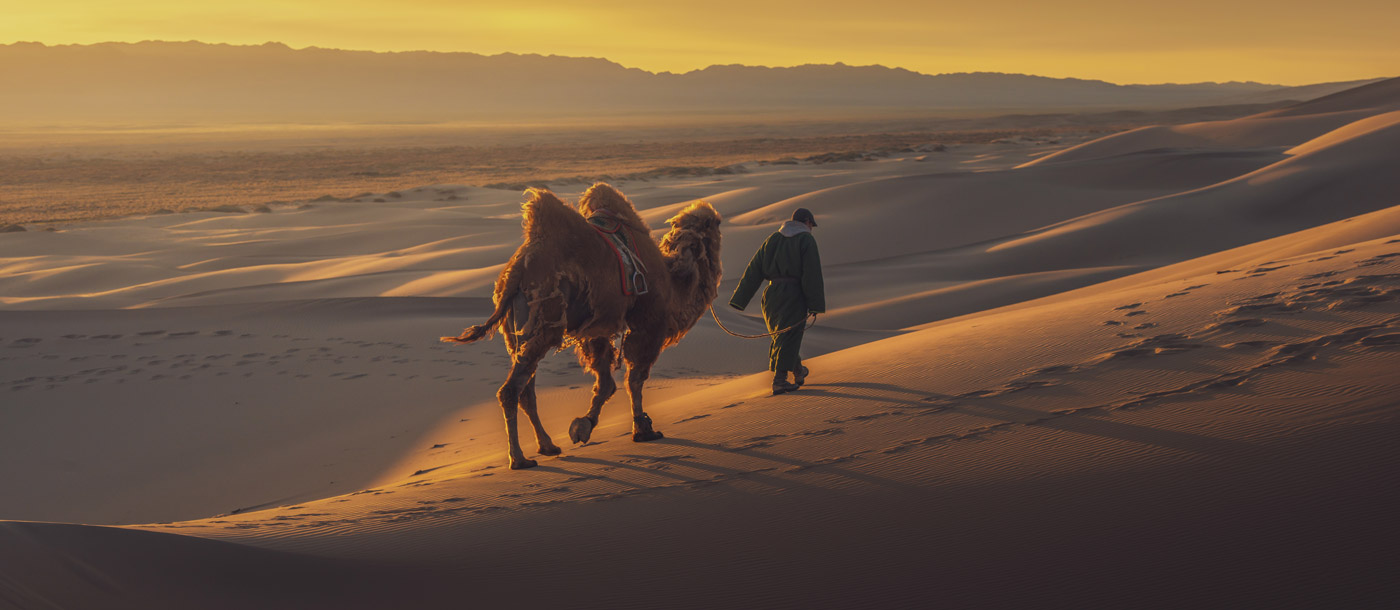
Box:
[441,183,723,469]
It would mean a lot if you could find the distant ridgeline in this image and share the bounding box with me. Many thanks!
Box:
[0,41,1385,123]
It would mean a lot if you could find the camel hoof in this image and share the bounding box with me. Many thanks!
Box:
[632,413,663,442]
[510,458,538,470]
[538,444,562,456]
[569,417,595,444]
[632,429,665,443]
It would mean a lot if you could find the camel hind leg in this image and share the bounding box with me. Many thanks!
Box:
[518,375,561,456]
[497,294,563,469]
[622,330,665,442]
[570,337,618,444]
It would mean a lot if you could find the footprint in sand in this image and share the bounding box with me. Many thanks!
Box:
[1124,310,1148,317]
[1360,334,1400,347]
[1204,318,1267,333]
[674,414,712,424]
[1028,363,1079,376]
[1113,303,1142,311]
[1356,252,1400,267]
[1095,334,1207,362]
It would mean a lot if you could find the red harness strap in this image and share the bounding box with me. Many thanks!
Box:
[586,211,648,296]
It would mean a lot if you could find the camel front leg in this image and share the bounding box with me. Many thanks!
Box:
[518,375,561,456]
[625,361,664,442]
[622,333,664,442]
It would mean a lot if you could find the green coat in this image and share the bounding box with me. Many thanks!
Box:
[729,227,825,372]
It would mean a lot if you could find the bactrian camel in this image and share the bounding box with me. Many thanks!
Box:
[442,183,723,469]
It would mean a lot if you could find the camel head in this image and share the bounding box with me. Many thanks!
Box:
[659,200,724,346]
[577,182,650,234]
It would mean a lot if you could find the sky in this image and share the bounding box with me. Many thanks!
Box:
[4,0,1397,85]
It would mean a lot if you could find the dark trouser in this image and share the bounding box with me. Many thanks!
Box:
[769,326,804,374]
[762,282,807,373]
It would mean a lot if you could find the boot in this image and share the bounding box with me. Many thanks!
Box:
[793,365,809,388]
[772,371,800,395]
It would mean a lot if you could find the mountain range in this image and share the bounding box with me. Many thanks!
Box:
[0,41,1387,124]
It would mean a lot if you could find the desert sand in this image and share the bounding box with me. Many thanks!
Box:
[2,78,1398,609]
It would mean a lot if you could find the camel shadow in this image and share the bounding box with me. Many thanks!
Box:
[795,382,937,410]
[655,437,917,492]
[819,381,928,396]
[923,392,1254,456]
[528,463,650,489]
[537,453,832,495]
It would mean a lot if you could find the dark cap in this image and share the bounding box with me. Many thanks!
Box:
[792,208,818,227]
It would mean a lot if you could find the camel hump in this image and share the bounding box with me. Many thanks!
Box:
[579,182,649,233]
[667,200,722,230]
[520,188,580,238]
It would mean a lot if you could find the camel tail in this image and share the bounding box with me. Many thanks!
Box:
[442,188,564,345]
[440,254,524,345]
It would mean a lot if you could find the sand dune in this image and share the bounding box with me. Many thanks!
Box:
[2,79,1399,608]
[1022,75,1400,166]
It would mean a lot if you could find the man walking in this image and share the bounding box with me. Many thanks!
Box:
[729,208,826,395]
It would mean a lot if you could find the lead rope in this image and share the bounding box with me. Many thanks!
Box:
[710,306,816,339]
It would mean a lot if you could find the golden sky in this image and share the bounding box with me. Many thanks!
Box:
[5,0,1397,85]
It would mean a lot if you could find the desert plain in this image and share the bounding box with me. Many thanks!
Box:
[2,77,1399,608]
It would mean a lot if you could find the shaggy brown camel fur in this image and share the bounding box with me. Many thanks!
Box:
[441,183,723,469]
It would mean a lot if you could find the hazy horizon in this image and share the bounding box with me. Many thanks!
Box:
[5,39,1375,88]
[5,39,1387,129]
[9,0,1399,85]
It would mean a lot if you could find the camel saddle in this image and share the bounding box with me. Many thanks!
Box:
[586,210,649,296]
